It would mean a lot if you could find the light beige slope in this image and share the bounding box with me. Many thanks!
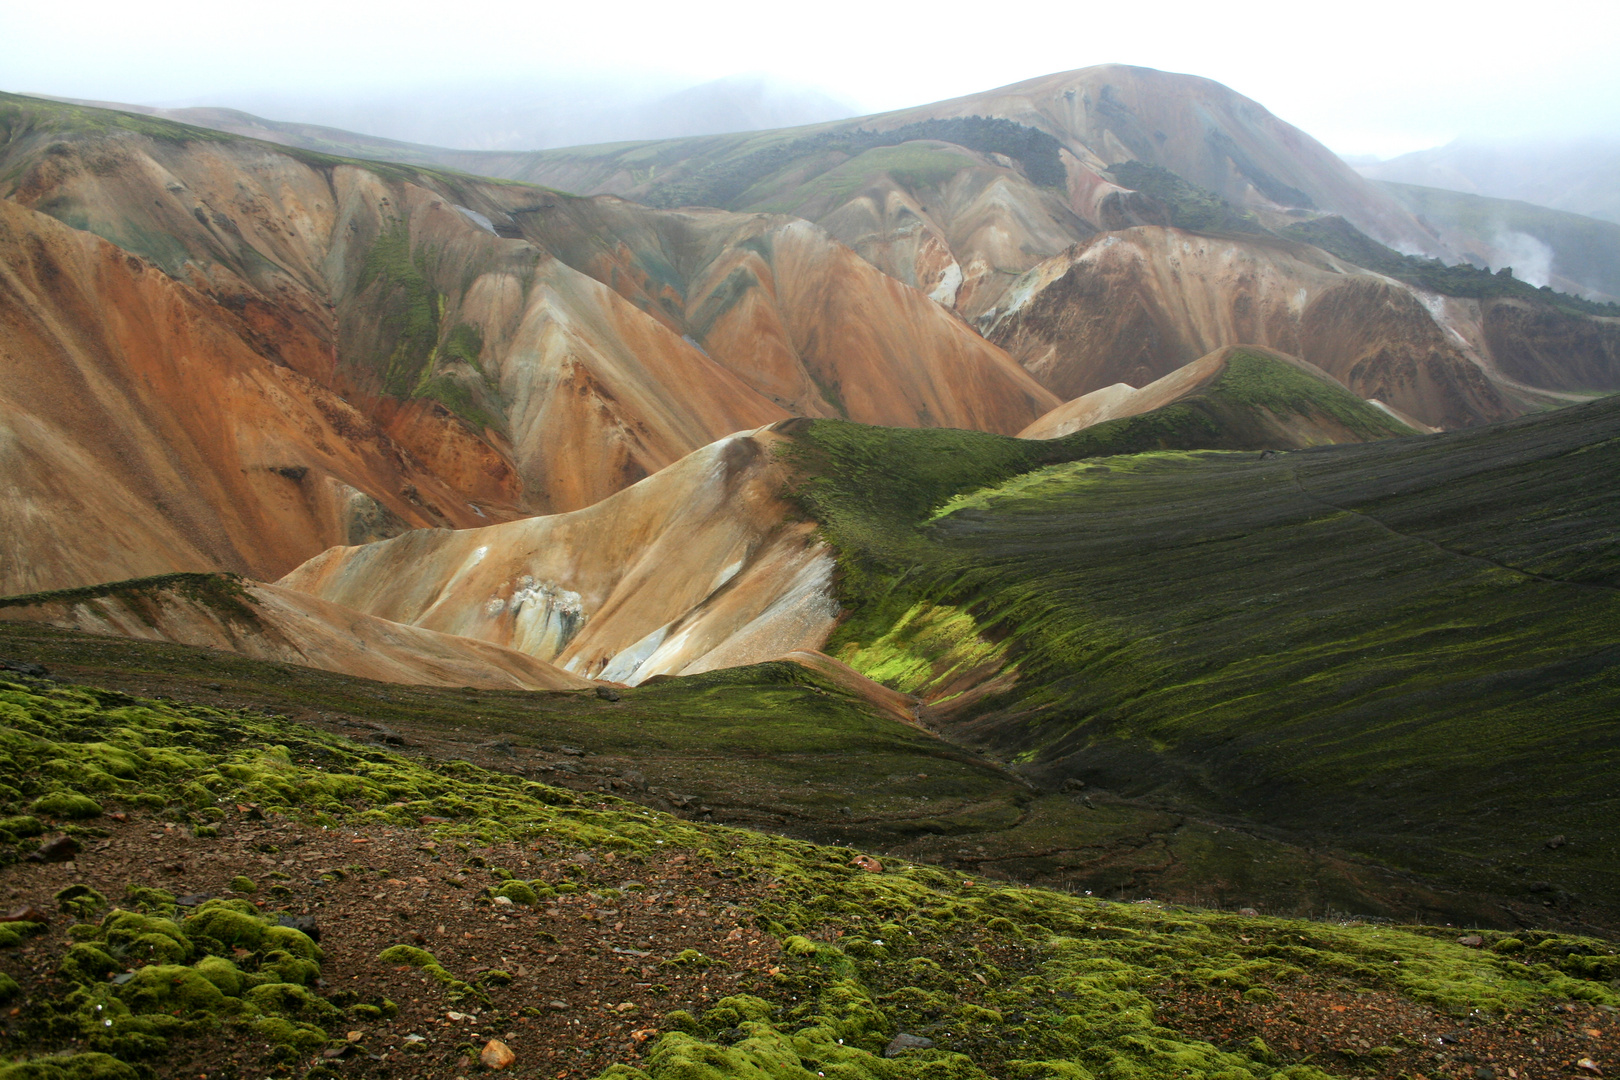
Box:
[1019,350,1233,438]
[278,426,840,685]
[986,227,1515,430]
[0,576,591,691]
[0,198,492,596]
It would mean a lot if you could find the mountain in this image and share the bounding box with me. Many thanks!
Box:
[0,93,1052,592]
[983,226,1518,429]
[34,66,1445,323]
[279,426,839,684]
[0,196,494,595]
[37,72,1620,433]
[0,573,590,690]
[1354,135,1620,225]
[277,354,1417,685]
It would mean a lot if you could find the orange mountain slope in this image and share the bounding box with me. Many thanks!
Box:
[0,198,489,595]
[985,227,1517,429]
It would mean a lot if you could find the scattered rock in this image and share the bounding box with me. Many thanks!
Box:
[547,1000,568,1011]
[1546,835,1568,850]
[479,739,515,756]
[884,1033,934,1057]
[174,893,214,907]
[1237,908,1260,918]
[368,724,407,746]
[558,746,585,756]
[1458,934,1485,948]
[0,659,48,677]
[1576,1060,1602,1076]
[205,683,223,691]
[851,855,883,873]
[1475,1067,1497,1080]
[594,687,621,702]
[480,1039,515,1070]
[0,906,49,924]
[278,913,319,941]
[27,834,78,863]
[1061,777,1087,792]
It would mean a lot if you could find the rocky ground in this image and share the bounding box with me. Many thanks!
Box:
[0,672,1615,1080]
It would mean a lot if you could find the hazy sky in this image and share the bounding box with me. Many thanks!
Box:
[6,0,1618,158]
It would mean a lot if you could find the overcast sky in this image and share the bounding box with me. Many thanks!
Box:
[6,0,1618,158]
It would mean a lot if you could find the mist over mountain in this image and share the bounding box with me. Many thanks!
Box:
[64,73,861,152]
[1354,135,1620,225]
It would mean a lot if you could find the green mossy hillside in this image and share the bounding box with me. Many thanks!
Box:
[0,677,1613,1080]
[783,393,1620,926]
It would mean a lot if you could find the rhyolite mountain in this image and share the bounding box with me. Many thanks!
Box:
[2,68,1618,936]
[34,67,1620,428]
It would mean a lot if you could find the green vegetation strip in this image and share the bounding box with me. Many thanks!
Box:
[0,675,1614,1079]
[783,394,1620,919]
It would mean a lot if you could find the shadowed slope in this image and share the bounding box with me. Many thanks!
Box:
[783,396,1620,926]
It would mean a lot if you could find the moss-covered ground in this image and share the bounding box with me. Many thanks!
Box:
[0,675,1613,1079]
[784,393,1620,932]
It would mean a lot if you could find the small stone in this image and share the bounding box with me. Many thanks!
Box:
[1237,908,1260,918]
[0,906,49,924]
[1061,778,1087,792]
[1547,835,1568,849]
[347,1031,364,1042]
[493,895,513,907]
[594,687,621,702]
[547,1000,568,1011]
[1458,935,1485,948]
[27,835,78,863]
[1475,1067,1497,1080]
[1576,1060,1601,1076]
[174,894,214,907]
[851,855,883,873]
[884,1033,934,1057]
[630,1028,658,1043]
[480,1039,515,1070]
[420,815,453,825]
[278,913,319,941]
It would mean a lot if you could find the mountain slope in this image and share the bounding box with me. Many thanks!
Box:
[0,92,1052,575]
[1378,181,1620,302]
[278,356,1416,687]
[984,226,1515,428]
[0,197,491,595]
[0,573,590,690]
[782,395,1620,925]
[279,426,840,685]
[1355,135,1620,225]
[34,66,1441,321]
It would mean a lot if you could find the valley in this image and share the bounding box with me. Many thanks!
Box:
[0,60,1615,1080]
